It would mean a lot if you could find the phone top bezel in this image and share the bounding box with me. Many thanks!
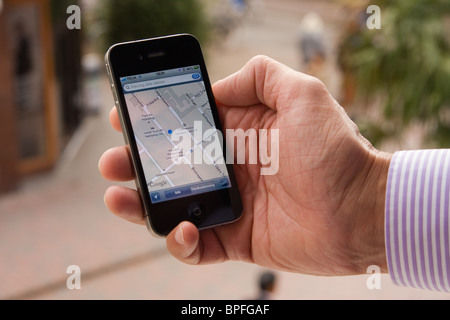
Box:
[105,34,242,236]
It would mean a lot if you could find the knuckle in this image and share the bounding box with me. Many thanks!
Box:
[249,54,271,66]
[304,76,327,95]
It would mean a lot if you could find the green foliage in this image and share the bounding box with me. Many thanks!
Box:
[100,0,210,51]
[339,0,450,146]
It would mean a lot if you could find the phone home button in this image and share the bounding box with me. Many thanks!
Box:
[188,202,205,219]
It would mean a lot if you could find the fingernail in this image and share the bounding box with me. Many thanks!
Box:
[175,225,184,245]
[98,153,104,172]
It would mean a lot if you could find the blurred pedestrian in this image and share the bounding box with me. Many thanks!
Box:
[297,12,326,76]
[255,271,277,300]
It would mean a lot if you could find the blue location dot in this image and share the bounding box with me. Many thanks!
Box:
[168,129,173,134]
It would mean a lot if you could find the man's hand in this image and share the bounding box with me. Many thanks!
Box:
[99,55,391,276]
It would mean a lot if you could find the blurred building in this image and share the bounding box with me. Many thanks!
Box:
[0,0,83,193]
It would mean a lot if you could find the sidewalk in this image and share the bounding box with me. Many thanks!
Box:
[1,0,448,300]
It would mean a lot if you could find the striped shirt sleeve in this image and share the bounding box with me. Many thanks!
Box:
[385,149,450,292]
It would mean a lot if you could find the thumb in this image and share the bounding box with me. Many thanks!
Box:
[166,221,202,265]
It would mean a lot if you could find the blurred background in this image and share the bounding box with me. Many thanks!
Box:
[1,0,449,299]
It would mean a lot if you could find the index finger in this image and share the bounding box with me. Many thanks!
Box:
[212,55,327,114]
[212,55,291,110]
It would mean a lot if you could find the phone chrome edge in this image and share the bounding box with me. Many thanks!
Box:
[105,46,166,240]
[144,215,166,239]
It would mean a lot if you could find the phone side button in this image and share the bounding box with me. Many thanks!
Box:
[105,64,111,75]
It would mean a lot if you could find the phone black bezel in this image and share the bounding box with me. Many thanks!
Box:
[106,34,242,236]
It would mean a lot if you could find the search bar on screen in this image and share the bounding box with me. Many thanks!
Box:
[123,73,201,92]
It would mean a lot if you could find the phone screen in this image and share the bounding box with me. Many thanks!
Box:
[120,65,231,204]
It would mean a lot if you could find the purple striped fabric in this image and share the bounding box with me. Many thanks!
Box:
[386,149,450,292]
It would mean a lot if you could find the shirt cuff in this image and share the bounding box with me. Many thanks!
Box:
[385,149,450,292]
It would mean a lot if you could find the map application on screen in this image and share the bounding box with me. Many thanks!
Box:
[120,65,230,203]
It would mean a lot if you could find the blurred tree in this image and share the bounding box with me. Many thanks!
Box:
[100,0,210,51]
[339,0,450,147]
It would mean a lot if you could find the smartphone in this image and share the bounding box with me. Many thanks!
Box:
[105,34,242,237]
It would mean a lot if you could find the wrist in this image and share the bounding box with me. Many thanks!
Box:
[348,149,392,274]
